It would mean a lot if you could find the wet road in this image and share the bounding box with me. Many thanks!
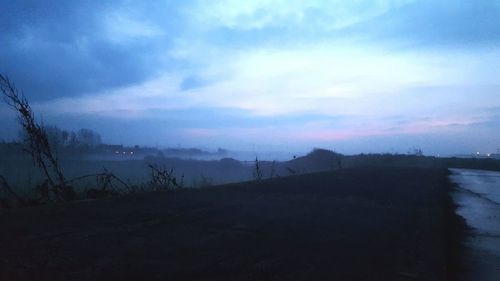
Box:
[450,168,500,281]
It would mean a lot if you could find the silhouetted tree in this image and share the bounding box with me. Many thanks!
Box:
[45,126,66,150]
[408,147,423,156]
[77,128,102,147]
[68,131,78,147]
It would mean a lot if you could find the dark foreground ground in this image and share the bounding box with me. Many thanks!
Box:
[0,168,459,281]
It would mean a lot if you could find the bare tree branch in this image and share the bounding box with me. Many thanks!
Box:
[1,74,73,201]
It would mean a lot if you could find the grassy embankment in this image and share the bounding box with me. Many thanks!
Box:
[0,167,464,280]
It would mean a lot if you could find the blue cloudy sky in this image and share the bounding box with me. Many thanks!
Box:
[1,0,499,155]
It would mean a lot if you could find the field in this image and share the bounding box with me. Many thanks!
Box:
[0,167,460,281]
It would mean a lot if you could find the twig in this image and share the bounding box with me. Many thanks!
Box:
[67,170,131,193]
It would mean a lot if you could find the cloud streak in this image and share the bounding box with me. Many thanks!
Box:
[189,0,414,31]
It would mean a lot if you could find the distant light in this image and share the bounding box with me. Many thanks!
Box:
[130,151,134,155]
[115,151,119,154]
[123,151,126,154]
[487,153,491,157]
[476,152,480,155]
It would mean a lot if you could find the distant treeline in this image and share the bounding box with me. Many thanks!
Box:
[15,126,103,149]
[3,126,228,158]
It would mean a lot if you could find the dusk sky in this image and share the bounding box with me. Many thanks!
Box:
[1,0,499,155]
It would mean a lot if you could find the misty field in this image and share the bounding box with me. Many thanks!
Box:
[0,167,462,281]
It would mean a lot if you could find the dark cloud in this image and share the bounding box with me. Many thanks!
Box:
[0,1,181,101]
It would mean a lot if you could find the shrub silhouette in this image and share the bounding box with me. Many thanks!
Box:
[1,74,74,202]
[148,164,180,190]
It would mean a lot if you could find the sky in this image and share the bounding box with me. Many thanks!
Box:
[1,0,500,155]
